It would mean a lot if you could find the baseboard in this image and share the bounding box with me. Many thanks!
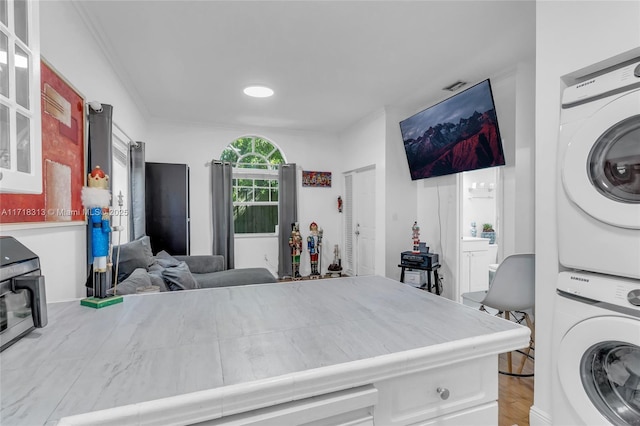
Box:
[529,405,552,426]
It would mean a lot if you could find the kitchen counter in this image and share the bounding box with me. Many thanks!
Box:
[1,275,529,425]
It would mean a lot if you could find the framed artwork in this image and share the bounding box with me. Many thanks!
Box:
[302,170,332,187]
[0,58,86,226]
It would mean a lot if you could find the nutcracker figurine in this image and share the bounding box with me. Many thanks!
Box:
[307,222,323,277]
[412,221,421,254]
[288,222,302,279]
[81,166,112,299]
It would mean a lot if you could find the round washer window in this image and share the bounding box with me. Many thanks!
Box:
[588,115,640,203]
[581,341,640,425]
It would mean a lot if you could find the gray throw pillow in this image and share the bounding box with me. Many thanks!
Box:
[155,250,181,268]
[148,268,169,292]
[138,235,155,267]
[113,238,152,282]
[108,268,152,295]
[162,261,199,291]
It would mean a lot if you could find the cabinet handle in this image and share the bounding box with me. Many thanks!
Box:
[436,387,450,400]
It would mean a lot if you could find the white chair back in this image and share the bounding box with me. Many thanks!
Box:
[481,253,535,312]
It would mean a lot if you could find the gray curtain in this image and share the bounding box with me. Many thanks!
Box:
[210,160,235,269]
[129,141,146,241]
[278,163,297,278]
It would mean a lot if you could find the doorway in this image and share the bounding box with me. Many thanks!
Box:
[343,166,376,276]
[457,167,502,301]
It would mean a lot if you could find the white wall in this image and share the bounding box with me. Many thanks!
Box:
[0,2,148,302]
[383,106,418,282]
[490,71,517,260]
[533,2,640,424]
[145,121,342,277]
[514,60,536,255]
[337,109,389,277]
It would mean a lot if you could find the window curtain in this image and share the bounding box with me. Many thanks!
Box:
[211,160,235,269]
[278,163,298,278]
[129,141,146,241]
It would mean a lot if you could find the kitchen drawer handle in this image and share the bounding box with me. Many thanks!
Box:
[436,387,450,400]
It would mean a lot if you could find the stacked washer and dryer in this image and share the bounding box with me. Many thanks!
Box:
[553,59,640,425]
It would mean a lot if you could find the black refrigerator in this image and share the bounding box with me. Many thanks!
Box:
[145,162,190,255]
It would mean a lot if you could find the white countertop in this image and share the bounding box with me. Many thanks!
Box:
[0,275,529,425]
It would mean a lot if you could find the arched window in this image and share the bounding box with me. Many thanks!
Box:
[220,136,285,234]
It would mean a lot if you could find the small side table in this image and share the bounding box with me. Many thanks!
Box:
[398,263,442,295]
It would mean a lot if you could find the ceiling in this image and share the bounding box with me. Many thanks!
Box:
[74,1,535,133]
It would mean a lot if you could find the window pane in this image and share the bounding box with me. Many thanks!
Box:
[237,187,253,202]
[254,138,275,157]
[0,0,7,26]
[255,187,270,201]
[271,189,278,202]
[15,44,29,108]
[234,137,253,156]
[16,111,29,172]
[237,178,252,187]
[0,32,7,97]
[13,0,28,45]
[269,150,284,164]
[0,103,9,169]
[255,179,269,187]
[234,205,278,234]
[238,154,267,168]
[220,148,238,165]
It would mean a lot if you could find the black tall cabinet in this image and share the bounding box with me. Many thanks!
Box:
[145,162,190,255]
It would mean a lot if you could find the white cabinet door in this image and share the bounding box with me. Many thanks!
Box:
[468,250,489,292]
[461,252,471,299]
[459,239,490,301]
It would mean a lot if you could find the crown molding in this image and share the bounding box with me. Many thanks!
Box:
[70,0,152,123]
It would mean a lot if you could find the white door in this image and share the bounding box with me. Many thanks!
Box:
[344,167,376,276]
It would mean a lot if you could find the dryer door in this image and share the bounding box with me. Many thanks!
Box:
[558,316,640,425]
[561,88,640,229]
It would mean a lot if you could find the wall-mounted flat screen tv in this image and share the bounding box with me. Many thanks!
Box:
[399,79,505,180]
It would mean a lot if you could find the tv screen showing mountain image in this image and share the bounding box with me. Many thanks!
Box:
[399,79,505,180]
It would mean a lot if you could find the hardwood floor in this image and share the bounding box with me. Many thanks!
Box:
[498,350,535,426]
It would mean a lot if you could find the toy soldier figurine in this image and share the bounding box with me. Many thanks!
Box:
[307,222,323,277]
[412,221,421,254]
[81,166,112,298]
[288,222,302,279]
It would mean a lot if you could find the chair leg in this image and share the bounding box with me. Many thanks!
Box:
[504,310,513,374]
[517,313,535,375]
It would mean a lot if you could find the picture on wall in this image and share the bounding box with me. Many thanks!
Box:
[0,59,86,225]
[302,170,332,187]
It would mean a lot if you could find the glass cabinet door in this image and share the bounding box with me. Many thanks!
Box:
[0,0,41,194]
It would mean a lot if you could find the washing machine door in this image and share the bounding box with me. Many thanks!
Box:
[561,88,640,229]
[558,316,640,425]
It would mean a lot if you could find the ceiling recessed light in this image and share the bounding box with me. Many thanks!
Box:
[243,86,274,98]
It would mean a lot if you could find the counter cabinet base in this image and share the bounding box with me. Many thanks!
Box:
[58,355,499,426]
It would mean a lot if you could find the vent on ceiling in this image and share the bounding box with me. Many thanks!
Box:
[443,81,467,92]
